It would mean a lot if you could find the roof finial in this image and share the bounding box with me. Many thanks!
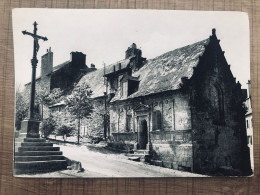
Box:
[212,28,216,35]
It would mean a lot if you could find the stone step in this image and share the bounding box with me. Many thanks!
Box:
[128,156,141,162]
[24,138,46,142]
[19,133,27,138]
[21,142,53,147]
[15,151,63,156]
[127,153,151,158]
[134,149,150,155]
[127,153,152,163]
[15,155,65,162]
[18,146,60,152]
[14,160,67,174]
[14,146,21,153]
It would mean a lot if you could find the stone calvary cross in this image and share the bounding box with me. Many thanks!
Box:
[21,22,48,138]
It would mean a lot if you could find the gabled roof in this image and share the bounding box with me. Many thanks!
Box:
[79,37,210,101]
[111,38,210,102]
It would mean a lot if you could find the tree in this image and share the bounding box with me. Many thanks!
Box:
[57,124,74,141]
[15,86,29,130]
[35,87,63,121]
[65,82,93,144]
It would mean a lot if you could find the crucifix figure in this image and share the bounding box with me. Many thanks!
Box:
[21,22,47,138]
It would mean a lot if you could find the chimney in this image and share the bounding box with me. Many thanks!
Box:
[70,52,86,69]
[41,47,53,77]
[125,43,138,59]
[91,63,95,69]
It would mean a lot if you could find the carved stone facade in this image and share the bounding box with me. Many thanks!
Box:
[103,30,251,175]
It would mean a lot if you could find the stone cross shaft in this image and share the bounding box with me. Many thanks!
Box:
[22,21,48,119]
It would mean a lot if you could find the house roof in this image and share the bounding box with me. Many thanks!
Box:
[49,100,66,108]
[79,37,210,101]
[79,57,132,98]
[25,60,71,85]
[111,38,210,102]
[104,58,131,76]
[78,67,107,98]
[53,60,70,72]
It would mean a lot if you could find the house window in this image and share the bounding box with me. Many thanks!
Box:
[121,81,128,98]
[128,80,139,96]
[247,136,252,145]
[126,115,132,132]
[152,110,162,130]
[246,120,249,128]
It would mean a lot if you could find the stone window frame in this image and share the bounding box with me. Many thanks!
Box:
[211,83,225,125]
[152,110,162,131]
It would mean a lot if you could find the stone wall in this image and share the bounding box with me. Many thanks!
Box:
[109,91,193,171]
[189,36,251,175]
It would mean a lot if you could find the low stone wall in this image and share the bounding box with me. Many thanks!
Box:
[150,130,193,171]
[151,143,192,171]
[111,132,137,142]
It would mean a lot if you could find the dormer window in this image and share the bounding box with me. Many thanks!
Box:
[121,81,128,98]
[128,79,139,96]
[120,75,140,98]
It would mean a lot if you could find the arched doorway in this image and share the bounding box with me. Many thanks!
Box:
[139,119,148,149]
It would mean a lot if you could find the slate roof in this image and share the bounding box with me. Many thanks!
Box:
[104,58,131,76]
[78,67,107,98]
[25,61,71,85]
[111,38,210,102]
[79,38,210,101]
[79,58,131,98]
[53,60,70,72]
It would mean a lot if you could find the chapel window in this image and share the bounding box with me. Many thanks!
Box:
[211,84,225,124]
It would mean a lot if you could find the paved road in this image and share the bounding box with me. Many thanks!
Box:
[53,143,205,178]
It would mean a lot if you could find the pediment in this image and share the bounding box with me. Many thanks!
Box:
[133,103,150,112]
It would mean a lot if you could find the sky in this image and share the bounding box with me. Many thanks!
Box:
[12,9,250,89]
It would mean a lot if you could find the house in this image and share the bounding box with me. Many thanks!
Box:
[91,29,251,175]
[21,28,251,175]
[78,43,146,139]
[22,48,96,120]
[245,80,254,170]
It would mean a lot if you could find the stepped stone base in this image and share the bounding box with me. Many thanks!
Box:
[14,133,67,175]
[127,149,151,163]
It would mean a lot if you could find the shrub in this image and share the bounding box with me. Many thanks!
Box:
[41,115,57,138]
[57,125,74,138]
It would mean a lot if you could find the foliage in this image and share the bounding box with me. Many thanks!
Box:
[40,114,57,138]
[84,101,109,139]
[35,87,63,120]
[66,83,93,120]
[35,87,62,106]
[15,88,29,130]
[57,124,74,137]
[86,105,105,138]
[65,82,94,144]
